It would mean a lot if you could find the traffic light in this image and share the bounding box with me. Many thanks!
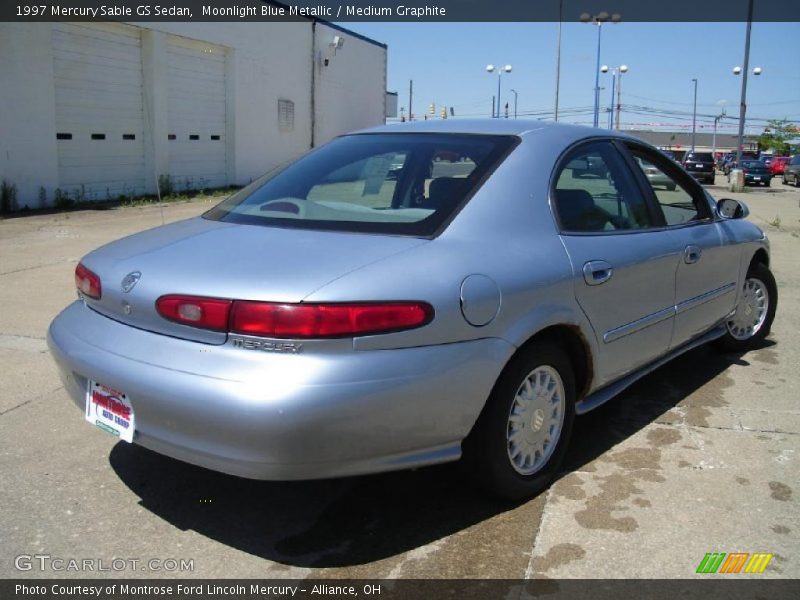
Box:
[440,107,447,119]
[429,102,436,114]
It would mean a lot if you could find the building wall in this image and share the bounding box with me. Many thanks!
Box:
[0,21,387,209]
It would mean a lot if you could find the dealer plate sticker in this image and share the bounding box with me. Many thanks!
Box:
[85,381,135,443]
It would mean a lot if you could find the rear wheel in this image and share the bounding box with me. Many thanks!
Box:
[716,262,777,352]
[462,342,575,499]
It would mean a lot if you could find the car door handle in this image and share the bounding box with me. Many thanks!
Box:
[583,260,614,286]
[684,245,702,264]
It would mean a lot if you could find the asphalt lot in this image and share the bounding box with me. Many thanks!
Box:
[1,180,798,579]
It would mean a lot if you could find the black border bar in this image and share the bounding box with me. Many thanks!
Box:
[4,579,800,600]
[2,0,799,22]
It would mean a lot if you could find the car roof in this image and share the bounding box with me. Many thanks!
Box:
[352,118,634,143]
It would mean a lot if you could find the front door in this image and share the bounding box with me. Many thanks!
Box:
[622,144,739,348]
[553,141,679,387]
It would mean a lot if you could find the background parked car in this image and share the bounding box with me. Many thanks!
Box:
[731,159,772,187]
[723,151,758,175]
[783,155,800,187]
[682,151,715,184]
[770,156,791,176]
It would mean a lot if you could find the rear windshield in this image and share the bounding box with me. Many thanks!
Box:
[741,160,764,168]
[204,133,517,236]
[685,153,713,161]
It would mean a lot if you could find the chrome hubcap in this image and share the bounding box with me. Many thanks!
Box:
[727,278,769,341]
[506,365,565,476]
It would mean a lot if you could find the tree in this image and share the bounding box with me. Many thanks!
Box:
[757,119,798,155]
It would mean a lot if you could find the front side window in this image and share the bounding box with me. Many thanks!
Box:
[628,147,711,226]
[204,133,516,236]
[554,142,654,233]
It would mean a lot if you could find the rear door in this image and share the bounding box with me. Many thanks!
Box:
[553,141,678,386]
[623,143,739,348]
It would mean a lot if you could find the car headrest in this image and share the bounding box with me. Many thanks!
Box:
[555,189,599,231]
[428,177,466,208]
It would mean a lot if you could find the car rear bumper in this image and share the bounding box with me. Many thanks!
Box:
[743,175,771,183]
[48,301,514,480]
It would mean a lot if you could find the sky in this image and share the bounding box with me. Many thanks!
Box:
[343,21,800,134]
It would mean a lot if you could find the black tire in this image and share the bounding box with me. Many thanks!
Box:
[462,342,576,499]
[715,261,777,353]
[783,175,788,185]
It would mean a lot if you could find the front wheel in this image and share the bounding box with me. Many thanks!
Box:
[462,342,576,499]
[716,262,777,352]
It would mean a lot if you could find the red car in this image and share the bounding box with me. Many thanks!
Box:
[770,156,791,175]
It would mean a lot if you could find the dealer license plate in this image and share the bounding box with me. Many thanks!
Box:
[85,381,135,442]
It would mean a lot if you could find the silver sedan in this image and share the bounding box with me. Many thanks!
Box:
[48,120,777,498]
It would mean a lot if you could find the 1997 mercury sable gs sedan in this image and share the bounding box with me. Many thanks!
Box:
[48,120,777,498]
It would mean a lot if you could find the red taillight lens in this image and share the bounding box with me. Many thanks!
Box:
[156,295,232,331]
[229,301,434,339]
[75,263,102,299]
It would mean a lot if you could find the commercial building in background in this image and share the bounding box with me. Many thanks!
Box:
[627,130,759,160]
[0,21,388,209]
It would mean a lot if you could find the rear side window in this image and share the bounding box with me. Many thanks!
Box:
[553,142,655,233]
[204,133,516,236]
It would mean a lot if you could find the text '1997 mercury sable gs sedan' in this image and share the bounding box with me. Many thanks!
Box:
[48,120,777,499]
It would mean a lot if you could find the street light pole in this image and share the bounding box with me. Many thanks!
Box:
[691,78,698,152]
[497,74,502,118]
[554,0,563,121]
[593,23,603,127]
[486,64,512,118]
[615,66,626,130]
[601,64,628,130]
[510,89,518,119]
[581,11,620,128]
[608,70,616,129]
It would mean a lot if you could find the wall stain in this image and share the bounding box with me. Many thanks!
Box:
[735,476,750,486]
[768,481,792,502]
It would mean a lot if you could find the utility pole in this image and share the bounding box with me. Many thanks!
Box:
[409,79,413,122]
[736,0,754,166]
[691,78,698,151]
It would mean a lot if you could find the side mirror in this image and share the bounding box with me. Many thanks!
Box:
[717,198,749,220]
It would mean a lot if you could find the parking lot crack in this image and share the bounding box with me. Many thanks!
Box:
[0,386,63,417]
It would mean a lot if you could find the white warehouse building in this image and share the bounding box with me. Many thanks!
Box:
[0,20,389,209]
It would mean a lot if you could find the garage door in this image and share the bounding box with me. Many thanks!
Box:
[167,36,227,191]
[52,23,146,199]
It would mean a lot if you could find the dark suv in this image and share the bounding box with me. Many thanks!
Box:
[682,151,715,184]
[783,155,800,187]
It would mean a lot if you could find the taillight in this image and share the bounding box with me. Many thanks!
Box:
[156,295,232,331]
[75,263,102,299]
[229,301,434,338]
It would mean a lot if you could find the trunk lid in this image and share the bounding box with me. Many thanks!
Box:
[81,217,427,344]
